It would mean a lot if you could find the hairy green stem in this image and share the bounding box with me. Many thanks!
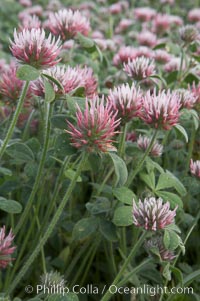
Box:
[22,109,35,141]
[5,212,37,289]
[174,211,200,267]
[185,123,196,176]
[118,124,128,158]
[101,231,147,301]
[79,238,101,287]
[178,48,185,82]
[0,81,30,159]
[65,240,91,279]
[7,152,88,296]
[117,257,153,287]
[14,102,53,236]
[96,167,114,197]
[126,130,157,187]
[40,156,71,233]
[33,206,47,274]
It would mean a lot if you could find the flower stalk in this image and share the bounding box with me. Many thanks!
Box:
[126,130,157,187]
[0,81,30,159]
[14,101,53,236]
[101,231,147,301]
[7,152,88,296]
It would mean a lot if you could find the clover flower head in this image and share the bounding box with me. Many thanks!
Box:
[137,31,157,48]
[0,62,32,104]
[40,271,65,288]
[66,97,120,153]
[19,14,41,31]
[145,235,176,261]
[107,83,142,123]
[190,159,200,178]
[47,9,90,40]
[140,89,181,130]
[164,57,183,73]
[152,14,171,34]
[154,50,171,64]
[79,67,98,98]
[126,131,137,142]
[175,89,197,109]
[134,7,156,22]
[133,197,177,231]
[179,25,199,43]
[190,82,200,103]
[137,135,163,157]
[123,56,155,80]
[188,8,200,23]
[10,28,61,69]
[113,46,138,66]
[32,65,84,97]
[0,226,16,268]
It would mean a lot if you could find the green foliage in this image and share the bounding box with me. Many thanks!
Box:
[0,197,22,214]
[113,205,133,226]
[0,0,200,299]
[108,153,128,187]
[16,65,40,81]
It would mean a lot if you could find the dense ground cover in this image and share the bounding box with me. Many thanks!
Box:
[0,0,200,300]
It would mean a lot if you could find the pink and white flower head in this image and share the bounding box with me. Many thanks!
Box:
[0,226,16,268]
[123,56,156,81]
[78,67,98,98]
[190,82,200,103]
[78,2,95,11]
[19,0,32,7]
[136,46,154,58]
[137,135,163,157]
[154,49,171,64]
[188,8,200,23]
[93,39,107,51]
[107,83,142,124]
[0,62,32,104]
[47,9,90,40]
[18,15,41,31]
[18,5,43,20]
[92,31,104,39]
[109,3,122,14]
[113,46,138,66]
[133,197,177,231]
[137,31,157,48]
[0,59,8,73]
[46,0,62,12]
[145,235,176,261]
[164,57,183,73]
[94,38,116,52]
[66,97,120,153]
[113,35,125,47]
[126,131,137,142]
[175,89,197,109]
[10,28,61,69]
[32,65,84,97]
[160,0,174,4]
[119,0,129,10]
[179,25,199,43]
[141,89,181,130]
[190,159,200,178]
[61,39,75,50]
[169,15,183,27]
[152,14,171,34]
[115,19,133,34]
[134,7,156,22]
[195,21,200,30]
